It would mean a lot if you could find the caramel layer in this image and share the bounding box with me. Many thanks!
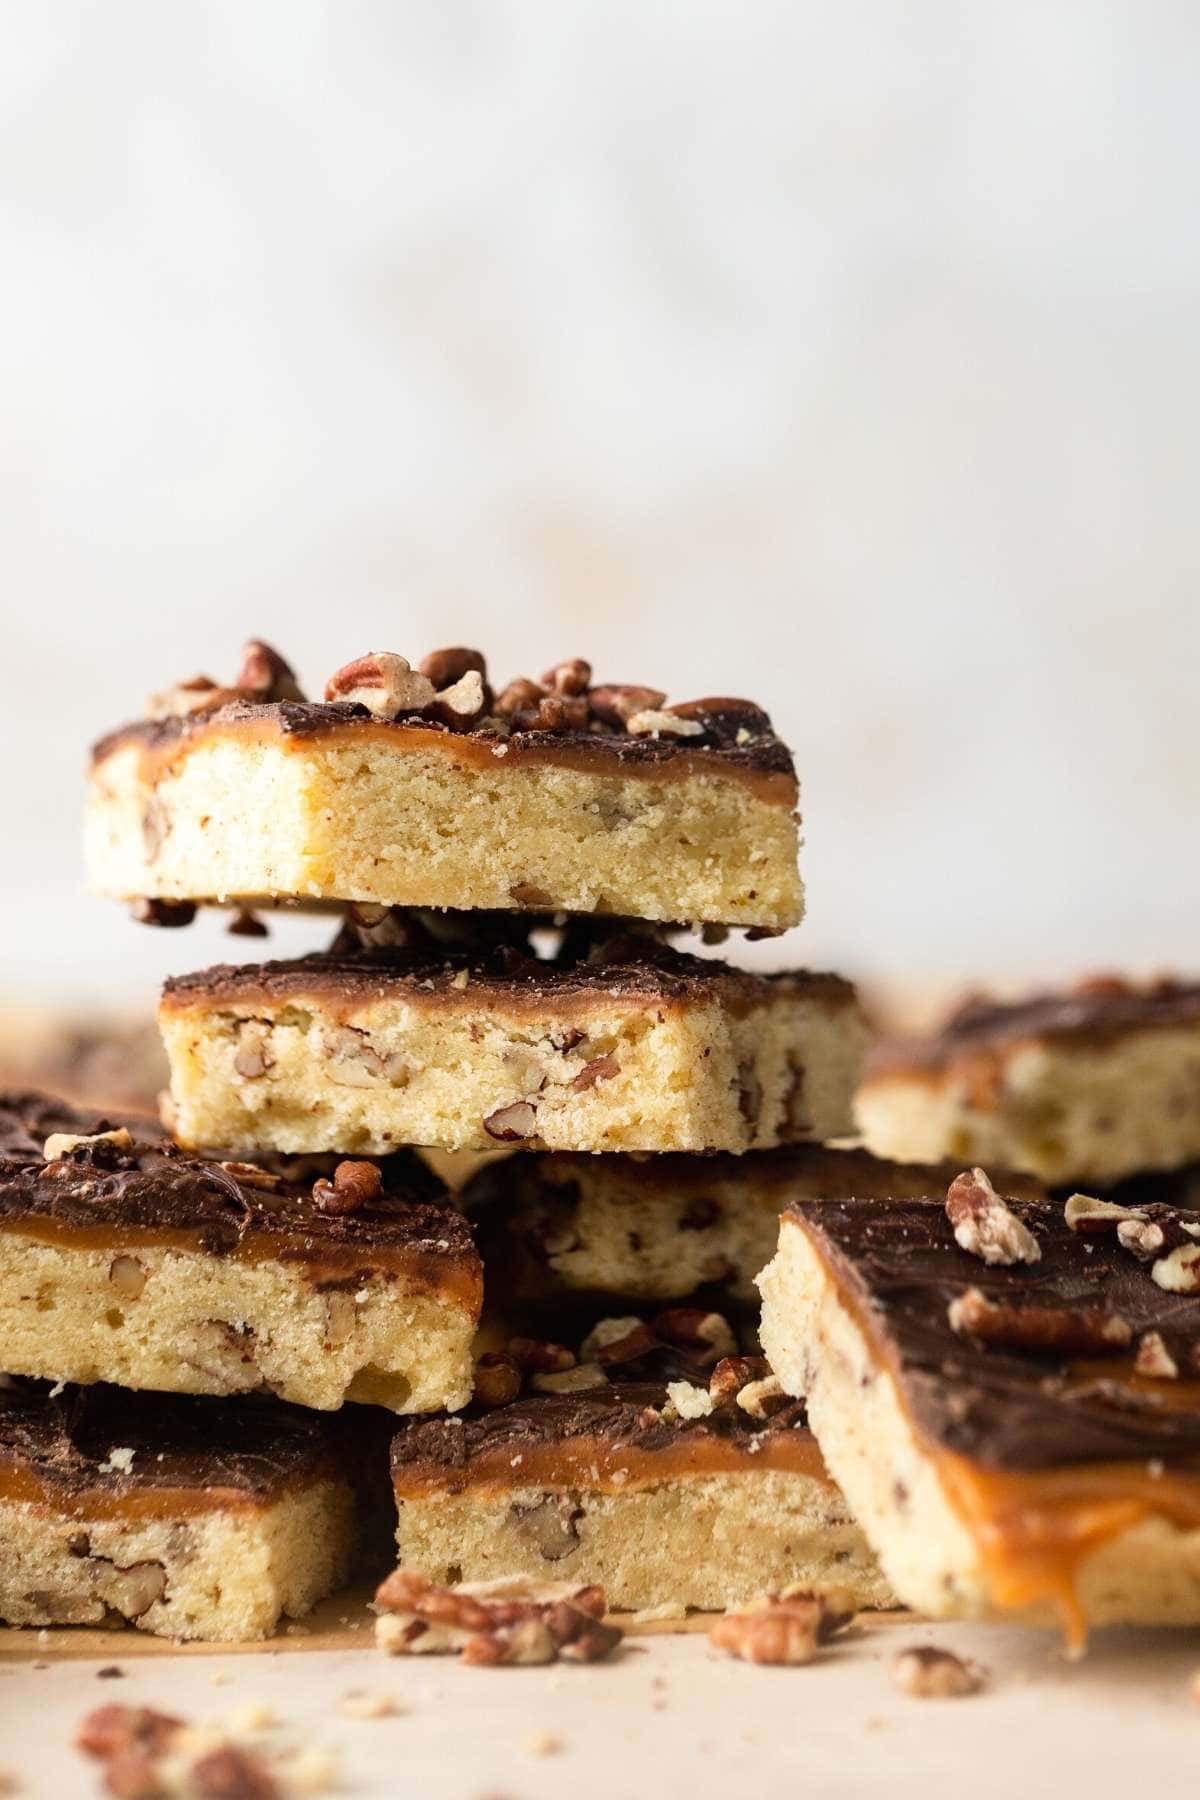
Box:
[95,712,798,807]
[938,1454,1200,1649]
[0,1217,481,1309]
[391,1425,830,1500]
[0,1460,292,1521]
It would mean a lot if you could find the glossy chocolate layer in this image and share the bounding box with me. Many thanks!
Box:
[870,980,1200,1078]
[0,1378,349,1505]
[787,1193,1200,1470]
[390,1380,816,1493]
[0,1089,478,1295]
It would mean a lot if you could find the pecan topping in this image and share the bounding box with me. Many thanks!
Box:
[530,1363,608,1394]
[709,1590,853,1666]
[1135,1331,1179,1379]
[483,1099,538,1141]
[507,1337,575,1374]
[736,1374,790,1419]
[945,1169,1040,1267]
[1152,1244,1200,1293]
[892,1645,986,1698]
[425,668,488,731]
[44,1127,134,1162]
[653,1308,737,1364]
[709,1355,771,1407]
[324,652,436,718]
[1119,1218,1166,1260]
[472,1352,522,1409]
[419,646,488,689]
[948,1287,1131,1354]
[625,709,705,738]
[235,639,304,703]
[312,1159,382,1215]
[494,677,547,718]
[586,683,667,726]
[1063,1193,1145,1234]
[540,658,592,696]
[373,1572,621,1666]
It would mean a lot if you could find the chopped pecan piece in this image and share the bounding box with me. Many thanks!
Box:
[891,1645,986,1698]
[324,652,435,718]
[1135,1331,1179,1378]
[374,1572,620,1666]
[948,1286,1131,1354]
[1063,1193,1144,1235]
[1152,1244,1200,1293]
[709,1590,852,1666]
[1119,1218,1167,1260]
[945,1169,1040,1267]
[586,683,667,726]
[507,1337,575,1374]
[76,1705,183,1761]
[472,1352,522,1409]
[709,1355,771,1407]
[570,1053,620,1092]
[653,1308,737,1365]
[312,1158,383,1215]
[235,639,304,703]
[419,646,488,689]
[483,1099,538,1141]
[540,658,592,696]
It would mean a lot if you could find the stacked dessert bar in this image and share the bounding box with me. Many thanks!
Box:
[757,980,1200,1649]
[70,637,935,1625]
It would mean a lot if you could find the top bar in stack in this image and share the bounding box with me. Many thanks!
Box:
[85,643,804,930]
[857,975,1200,1185]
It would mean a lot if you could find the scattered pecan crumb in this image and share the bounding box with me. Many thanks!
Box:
[374,1572,621,1667]
[709,1591,853,1666]
[1135,1330,1179,1378]
[891,1645,987,1698]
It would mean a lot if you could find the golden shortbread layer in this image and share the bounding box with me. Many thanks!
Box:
[858,1025,1200,1185]
[0,1231,475,1413]
[160,974,864,1157]
[0,1481,354,1641]
[393,1470,893,1614]
[86,726,803,929]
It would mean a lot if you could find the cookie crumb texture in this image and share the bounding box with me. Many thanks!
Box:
[0,1483,354,1641]
[393,1471,892,1614]
[0,1236,475,1412]
[161,972,863,1156]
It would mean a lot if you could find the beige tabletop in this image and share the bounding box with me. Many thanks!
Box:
[3,1597,1200,1799]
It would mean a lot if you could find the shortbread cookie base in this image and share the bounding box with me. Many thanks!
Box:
[394,1470,892,1614]
[858,1019,1200,1186]
[0,1481,354,1641]
[467,1146,1034,1309]
[160,958,864,1156]
[759,1218,1200,1629]
[0,1232,474,1413]
[86,716,803,929]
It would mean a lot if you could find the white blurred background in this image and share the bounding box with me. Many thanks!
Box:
[1,0,1197,1017]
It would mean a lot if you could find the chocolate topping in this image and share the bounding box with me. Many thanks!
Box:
[0,1379,352,1502]
[161,935,854,1015]
[92,694,795,781]
[391,1380,807,1480]
[789,1193,1200,1471]
[0,1089,476,1282]
[870,980,1200,1078]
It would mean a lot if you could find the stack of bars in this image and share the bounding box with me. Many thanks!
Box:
[759,978,1200,1651]
[0,633,959,1651]
[65,634,922,1631]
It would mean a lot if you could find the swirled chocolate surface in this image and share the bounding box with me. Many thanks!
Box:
[788,1192,1200,1470]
